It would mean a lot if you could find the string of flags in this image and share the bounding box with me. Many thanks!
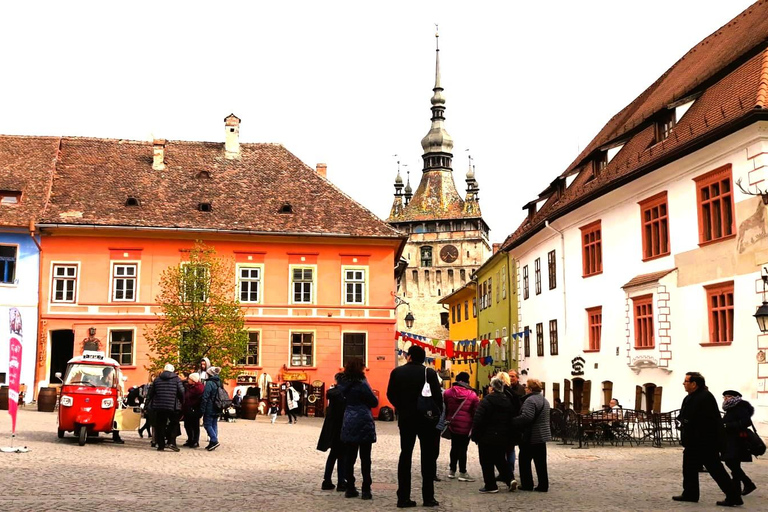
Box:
[395,328,529,366]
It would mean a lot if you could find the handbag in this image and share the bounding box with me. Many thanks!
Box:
[746,422,766,457]
[441,394,469,440]
[416,367,440,423]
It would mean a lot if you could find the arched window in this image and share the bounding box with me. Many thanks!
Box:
[420,246,433,267]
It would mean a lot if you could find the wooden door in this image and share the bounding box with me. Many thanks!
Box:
[581,380,592,414]
[602,381,613,409]
[635,385,643,411]
[553,382,560,403]
[564,379,571,409]
[652,386,663,413]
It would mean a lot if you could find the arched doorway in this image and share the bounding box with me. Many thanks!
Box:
[49,330,74,383]
[635,383,663,413]
[570,378,592,413]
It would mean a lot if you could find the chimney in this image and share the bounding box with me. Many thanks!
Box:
[492,243,501,255]
[152,139,166,171]
[224,113,241,159]
[316,163,327,178]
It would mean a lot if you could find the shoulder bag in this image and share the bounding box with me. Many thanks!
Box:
[746,421,766,457]
[441,394,469,440]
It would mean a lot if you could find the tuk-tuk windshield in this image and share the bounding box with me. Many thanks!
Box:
[63,364,117,388]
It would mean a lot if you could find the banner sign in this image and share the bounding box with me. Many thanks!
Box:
[8,308,23,434]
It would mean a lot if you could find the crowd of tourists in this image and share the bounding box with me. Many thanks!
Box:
[127,357,225,452]
[316,345,551,507]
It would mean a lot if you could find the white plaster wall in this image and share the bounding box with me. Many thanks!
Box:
[513,122,768,423]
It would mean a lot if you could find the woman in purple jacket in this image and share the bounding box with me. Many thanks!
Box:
[443,372,480,482]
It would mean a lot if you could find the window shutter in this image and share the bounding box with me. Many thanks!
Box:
[635,385,643,411]
[581,380,592,414]
[653,386,663,414]
[602,381,613,409]
[552,382,560,403]
[564,379,571,409]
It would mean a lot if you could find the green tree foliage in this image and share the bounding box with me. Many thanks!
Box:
[145,241,248,380]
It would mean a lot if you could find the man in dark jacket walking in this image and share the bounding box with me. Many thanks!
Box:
[147,363,184,452]
[673,372,742,506]
[386,346,443,508]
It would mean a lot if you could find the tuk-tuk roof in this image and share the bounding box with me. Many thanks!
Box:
[66,351,121,368]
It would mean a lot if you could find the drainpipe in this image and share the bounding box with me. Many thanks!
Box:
[544,220,567,336]
[29,219,44,397]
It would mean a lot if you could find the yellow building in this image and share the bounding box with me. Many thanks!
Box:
[437,282,478,389]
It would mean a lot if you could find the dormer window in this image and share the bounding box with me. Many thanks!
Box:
[279,203,293,214]
[125,197,140,207]
[196,171,211,179]
[0,190,21,205]
[198,202,212,212]
[593,152,608,176]
[655,109,676,143]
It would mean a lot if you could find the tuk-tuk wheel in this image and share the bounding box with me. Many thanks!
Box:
[77,426,87,446]
[57,429,65,439]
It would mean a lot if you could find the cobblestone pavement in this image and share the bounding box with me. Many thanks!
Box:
[1,409,766,511]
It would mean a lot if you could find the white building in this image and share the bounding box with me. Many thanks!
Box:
[502,2,768,423]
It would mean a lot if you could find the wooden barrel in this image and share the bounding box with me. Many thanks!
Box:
[37,387,58,412]
[0,386,8,410]
[241,395,259,420]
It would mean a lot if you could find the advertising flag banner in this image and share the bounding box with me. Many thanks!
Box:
[8,308,23,434]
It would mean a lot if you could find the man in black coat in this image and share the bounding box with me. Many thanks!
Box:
[317,372,347,492]
[147,363,184,452]
[386,346,443,508]
[673,372,742,507]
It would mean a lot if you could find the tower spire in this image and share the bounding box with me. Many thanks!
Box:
[420,26,453,171]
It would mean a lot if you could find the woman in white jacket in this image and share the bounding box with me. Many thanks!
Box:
[286,382,300,424]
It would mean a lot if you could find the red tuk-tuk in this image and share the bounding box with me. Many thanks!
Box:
[56,351,122,446]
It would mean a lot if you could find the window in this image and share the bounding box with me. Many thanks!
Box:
[534,258,542,295]
[639,192,670,260]
[343,333,366,365]
[472,297,477,317]
[580,220,602,277]
[587,306,602,351]
[695,165,735,244]
[109,330,133,366]
[456,303,461,323]
[501,266,507,299]
[655,110,676,142]
[451,305,455,324]
[464,300,469,320]
[292,267,314,304]
[344,268,366,304]
[524,326,530,358]
[488,277,493,307]
[536,323,544,357]
[290,332,313,366]
[548,250,556,290]
[523,265,529,299]
[111,263,137,301]
[705,282,734,344]
[0,245,17,284]
[549,319,558,356]
[52,264,77,303]
[238,331,260,365]
[0,190,21,204]
[181,264,209,302]
[420,246,433,267]
[633,295,654,349]
[239,266,262,303]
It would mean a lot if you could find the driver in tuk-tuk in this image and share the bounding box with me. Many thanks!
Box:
[98,367,116,387]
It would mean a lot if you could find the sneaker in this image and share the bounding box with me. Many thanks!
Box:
[447,471,457,479]
[206,442,220,451]
[321,481,335,491]
[168,445,180,452]
[458,472,476,482]
[478,487,499,494]
[508,480,518,492]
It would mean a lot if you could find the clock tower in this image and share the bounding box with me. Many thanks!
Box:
[388,32,491,342]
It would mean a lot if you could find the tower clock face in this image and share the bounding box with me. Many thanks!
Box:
[440,244,459,263]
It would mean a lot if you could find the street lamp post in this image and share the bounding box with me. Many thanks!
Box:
[755,273,768,333]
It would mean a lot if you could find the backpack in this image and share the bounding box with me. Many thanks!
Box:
[213,382,232,411]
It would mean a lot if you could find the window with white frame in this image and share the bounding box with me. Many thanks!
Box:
[292,267,314,303]
[112,263,137,301]
[181,264,209,302]
[344,268,366,304]
[291,332,314,366]
[52,264,78,303]
[109,330,133,366]
[238,331,260,365]
[238,266,262,303]
[0,245,17,284]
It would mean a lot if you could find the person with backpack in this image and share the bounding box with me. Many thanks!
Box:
[201,366,224,451]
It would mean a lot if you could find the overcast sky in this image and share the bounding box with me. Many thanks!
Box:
[0,1,757,243]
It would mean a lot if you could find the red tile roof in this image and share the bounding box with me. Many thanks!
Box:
[2,135,405,240]
[502,0,768,251]
[0,135,59,228]
[390,169,481,222]
[622,269,677,289]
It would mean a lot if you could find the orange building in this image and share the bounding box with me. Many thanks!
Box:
[12,115,406,409]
